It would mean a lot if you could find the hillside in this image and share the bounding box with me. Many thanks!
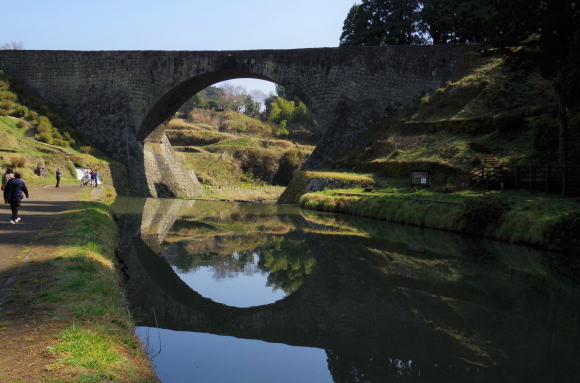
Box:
[166,112,313,189]
[280,47,580,253]
[0,70,120,187]
[282,47,579,202]
[334,47,578,176]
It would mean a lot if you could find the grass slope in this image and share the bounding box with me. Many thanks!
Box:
[335,48,579,175]
[0,116,118,186]
[166,115,313,194]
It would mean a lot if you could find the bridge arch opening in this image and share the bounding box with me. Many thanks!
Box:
[139,73,320,198]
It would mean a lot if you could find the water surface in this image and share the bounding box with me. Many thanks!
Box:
[113,198,580,383]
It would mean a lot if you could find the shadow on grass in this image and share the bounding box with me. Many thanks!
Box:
[0,199,158,383]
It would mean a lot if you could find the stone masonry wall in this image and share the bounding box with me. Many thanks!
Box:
[0,46,477,197]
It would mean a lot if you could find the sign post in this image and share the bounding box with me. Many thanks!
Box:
[410,171,430,187]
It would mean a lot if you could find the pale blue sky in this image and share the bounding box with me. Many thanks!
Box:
[1,0,357,95]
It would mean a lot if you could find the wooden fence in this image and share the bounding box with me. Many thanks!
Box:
[471,165,580,195]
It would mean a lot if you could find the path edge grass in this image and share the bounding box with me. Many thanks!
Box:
[37,187,158,382]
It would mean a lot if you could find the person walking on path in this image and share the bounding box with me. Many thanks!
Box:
[3,171,29,224]
[1,168,14,191]
[55,168,63,188]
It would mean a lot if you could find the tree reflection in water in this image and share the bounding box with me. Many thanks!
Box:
[162,207,316,295]
[166,242,315,295]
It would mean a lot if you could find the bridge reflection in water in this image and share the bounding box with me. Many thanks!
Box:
[113,198,580,383]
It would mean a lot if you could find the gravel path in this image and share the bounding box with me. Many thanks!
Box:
[0,183,79,291]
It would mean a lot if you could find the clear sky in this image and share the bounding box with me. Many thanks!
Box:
[0,0,356,95]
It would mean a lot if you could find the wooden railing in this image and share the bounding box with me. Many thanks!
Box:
[470,165,580,195]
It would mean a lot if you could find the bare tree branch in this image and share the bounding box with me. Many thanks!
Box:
[0,41,24,50]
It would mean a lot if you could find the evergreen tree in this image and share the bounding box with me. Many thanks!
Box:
[419,0,457,44]
[341,0,498,45]
[340,0,424,46]
[453,0,495,43]
[491,0,579,170]
[537,1,580,171]
[340,4,373,46]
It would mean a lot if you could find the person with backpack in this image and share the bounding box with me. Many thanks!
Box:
[1,168,14,191]
[3,171,29,224]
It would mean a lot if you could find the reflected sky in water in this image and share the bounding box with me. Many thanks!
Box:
[136,327,333,383]
[171,253,288,307]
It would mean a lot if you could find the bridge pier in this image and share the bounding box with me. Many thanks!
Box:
[142,132,202,198]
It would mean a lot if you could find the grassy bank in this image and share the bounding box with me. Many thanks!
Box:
[300,187,580,254]
[1,188,157,382]
[201,185,285,202]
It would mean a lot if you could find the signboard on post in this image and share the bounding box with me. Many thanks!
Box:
[410,171,430,187]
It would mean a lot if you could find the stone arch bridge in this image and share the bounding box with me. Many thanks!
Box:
[0,46,475,197]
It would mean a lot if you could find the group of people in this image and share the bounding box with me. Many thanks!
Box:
[2,168,29,224]
[56,167,99,188]
[2,166,101,224]
[82,168,99,187]
[47,167,100,188]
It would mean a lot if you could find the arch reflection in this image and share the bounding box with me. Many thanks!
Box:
[113,197,580,383]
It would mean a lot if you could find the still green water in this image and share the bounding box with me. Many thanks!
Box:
[113,198,580,383]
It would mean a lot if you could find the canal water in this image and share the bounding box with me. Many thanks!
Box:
[112,198,580,383]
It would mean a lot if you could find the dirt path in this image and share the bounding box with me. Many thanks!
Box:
[0,184,80,293]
